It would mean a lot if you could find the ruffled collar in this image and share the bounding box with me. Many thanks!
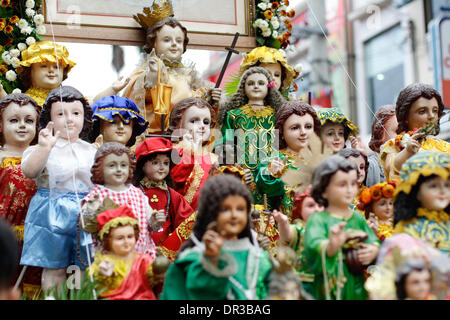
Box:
[140,177,167,190]
[239,104,274,118]
[163,59,184,69]
[417,208,449,223]
[25,87,52,106]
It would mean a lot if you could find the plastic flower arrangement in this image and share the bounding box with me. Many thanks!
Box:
[253,0,295,49]
[357,182,397,212]
[0,0,45,93]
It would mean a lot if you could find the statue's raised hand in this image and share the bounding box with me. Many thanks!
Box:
[38,121,61,150]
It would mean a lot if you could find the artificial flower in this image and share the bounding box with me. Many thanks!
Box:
[257,2,267,11]
[360,188,372,204]
[17,19,28,30]
[9,49,20,58]
[22,26,33,35]
[5,70,17,81]
[12,88,21,94]
[9,16,19,24]
[264,10,274,20]
[0,22,5,32]
[283,0,290,6]
[25,0,34,8]
[34,14,45,25]
[26,36,35,45]
[25,8,35,17]
[381,184,394,198]
[262,29,272,37]
[294,63,303,73]
[0,64,8,75]
[271,2,280,10]
[10,0,17,8]
[288,9,296,18]
[1,0,10,8]
[272,30,279,38]
[17,43,27,51]
[11,57,20,68]
[280,9,287,16]
[36,25,46,35]
[371,186,382,201]
[271,19,280,29]
[4,25,13,34]
[5,38,13,47]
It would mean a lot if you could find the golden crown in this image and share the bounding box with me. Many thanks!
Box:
[134,0,174,29]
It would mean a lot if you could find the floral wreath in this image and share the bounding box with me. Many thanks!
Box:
[356,182,397,211]
[316,107,360,136]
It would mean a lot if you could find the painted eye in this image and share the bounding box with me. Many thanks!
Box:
[9,118,18,123]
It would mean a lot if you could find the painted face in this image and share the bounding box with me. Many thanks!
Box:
[346,155,366,187]
[180,105,211,144]
[417,176,450,212]
[406,97,439,131]
[100,116,133,145]
[108,225,136,257]
[30,62,64,90]
[322,169,359,208]
[372,197,394,221]
[382,115,398,143]
[216,195,248,240]
[320,122,346,153]
[244,73,268,105]
[50,100,84,142]
[283,113,315,153]
[300,196,324,222]
[102,153,130,189]
[404,269,431,300]
[142,153,170,182]
[260,62,282,91]
[1,102,37,147]
[154,25,185,62]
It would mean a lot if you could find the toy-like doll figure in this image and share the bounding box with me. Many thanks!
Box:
[357,182,396,241]
[217,66,286,204]
[380,83,449,183]
[13,41,76,107]
[87,204,168,300]
[166,97,219,210]
[272,185,324,295]
[393,151,449,255]
[316,107,360,154]
[82,142,165,259]
[122,2,221,134]
[90,95,149,150]
[255,101,321,217]
[366,105,397,187]
[19,86,97,294]
[133,137,194,248]
[0,93,41,297]
[395,259,433,300]
[160,174,274,300]
[305,155,380,300]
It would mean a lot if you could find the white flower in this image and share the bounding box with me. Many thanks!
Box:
[12,88,22,94]
[34,14,45,25]
[261,0,270,2]
[17,43,27,51]
[25,0,35,8]
[23,26,33,35]
[18,19,28,30]
[257,2,267,11]
[9,49,20,58]
[36,25,46,35]
[400,133,412,148]
[272,30,279,38]
[259,20,269,30]
[271,20,280,30]
[262,29,272,37]
[2,52,12,65]
[25,8,35,17]
[294,63,303,73]
[253,19,263,28]
[6,70,17,82]
[11,57,20,68]
[26,37,36,45]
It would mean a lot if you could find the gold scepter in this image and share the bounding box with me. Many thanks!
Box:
[150,58,172,135]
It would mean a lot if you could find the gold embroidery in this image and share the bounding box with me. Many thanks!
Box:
[156,245,177,261]
[184,164,204,205]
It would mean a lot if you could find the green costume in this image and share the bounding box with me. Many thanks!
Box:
[160,237,273,300]
[219,104,276,204]
[305,211,380,300]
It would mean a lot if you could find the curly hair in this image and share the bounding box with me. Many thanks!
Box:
[166,97,216,137]
[41,86,92,140]
[311,155,357,207]
[395,83,445,134]
[338,148,369,186]
[132,151,174,187]
[143,17,189,55]
[91,142,136,185]
[0,93,41,145]
[368,105,396,153]
[394,174,450,225]
[275,101,321,150]
[179,174,254,253]
[217,67,286,125]
[395,259,430,300]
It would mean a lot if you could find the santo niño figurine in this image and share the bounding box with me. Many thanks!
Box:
[255,101,321,218]
[304,155,380,300]
[393,151,449,255]
[380,83,450,183]
[160,174,274,300]
[166,97,219,210]
[0,93,41,296]
[81,142,166,259]
[89,95,149,149]
[133,137,195,251]
[19,86,97,294]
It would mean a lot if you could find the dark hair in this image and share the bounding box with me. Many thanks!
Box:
[91,142,136,185]
[217,67,286,125]
[254,60,286,91]
[143,17,189,55]
[19,64,70,90]
[0,93,41,145]
[338,148,369,186]
[320,120,351,142]
[90,118,140,147]
[274,101,321,150]
[179,174,254,254]
[394,174,450,225]
[166,97,216,137]
[368,105,396,153]
[0,218,19,289]
[311,155,357,207]
[41,86,92,139]
[133,151,174,187]
[395,83,445,134]
[395,259,430,300]
[103,223,140,252]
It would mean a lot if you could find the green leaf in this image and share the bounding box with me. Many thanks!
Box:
[223,71,241,96]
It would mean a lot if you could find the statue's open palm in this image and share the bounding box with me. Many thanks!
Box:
[38,121,61,150]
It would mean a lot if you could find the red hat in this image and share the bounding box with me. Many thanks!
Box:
[97,206,139,241]
[135,137,173,164]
